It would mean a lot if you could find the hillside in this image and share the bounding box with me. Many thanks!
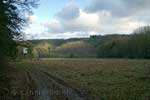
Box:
[21,26,150,59]
[31,40,96,58]
[54,41,97,58]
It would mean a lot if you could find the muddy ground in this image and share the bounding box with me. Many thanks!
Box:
[8,64,88,100]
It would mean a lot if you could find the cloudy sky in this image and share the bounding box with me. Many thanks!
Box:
[23,0,150,39]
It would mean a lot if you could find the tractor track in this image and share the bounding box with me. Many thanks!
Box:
[25,68,86,100]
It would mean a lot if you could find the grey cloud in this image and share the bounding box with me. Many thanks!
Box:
[44,0,149,35]
[85,0,150,17]
[45,21,93,33]
[44,21,64,33]
[132,10,150,23]
[124,0,150,9]
[55,3,80,20]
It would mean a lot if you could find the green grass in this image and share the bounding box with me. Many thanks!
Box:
[12,59,150,100]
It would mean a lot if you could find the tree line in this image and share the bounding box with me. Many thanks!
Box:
[21,26,150,59]
[96,26,150,59]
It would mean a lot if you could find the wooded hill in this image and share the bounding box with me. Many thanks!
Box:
[22,26,150,59]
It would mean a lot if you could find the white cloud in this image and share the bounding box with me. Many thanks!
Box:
[45,9,101,33]
[117,18,146,33]
[24,1,150,39]
[45,9,146,35]
[28,15,38,23]
[44,20,64,33]
[23,15,46,40]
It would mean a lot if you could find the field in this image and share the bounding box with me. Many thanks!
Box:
[10,59,150,100]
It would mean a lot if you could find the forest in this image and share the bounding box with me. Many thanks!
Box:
[18,26,150,59]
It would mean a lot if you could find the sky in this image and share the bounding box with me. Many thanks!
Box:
[23,0,150,39]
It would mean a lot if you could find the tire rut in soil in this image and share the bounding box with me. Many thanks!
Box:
[26,69,85,100]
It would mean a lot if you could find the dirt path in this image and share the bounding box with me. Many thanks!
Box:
[10,66,85,100]
[27,69,84,100]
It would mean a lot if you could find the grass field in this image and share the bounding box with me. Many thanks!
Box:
[11,59,150,100]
